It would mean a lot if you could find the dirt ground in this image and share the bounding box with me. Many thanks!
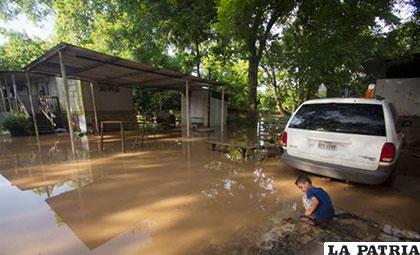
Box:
[0,131,419,255]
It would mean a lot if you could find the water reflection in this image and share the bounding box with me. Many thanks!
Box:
[0,132,287,254]
[1,131,419,254]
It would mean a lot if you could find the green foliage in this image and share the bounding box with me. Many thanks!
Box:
[133,89,181,117]
[258,89,276,113]
[217,0,296,115]
[204,56,249,109]
[260,0,418,115]
[0,30,50,70]
[155,0,217,76]
[0,0,419,119]
[377,19,420,58]
[0,0,53,22]
[280,0,396,96]
[2,113,33,136]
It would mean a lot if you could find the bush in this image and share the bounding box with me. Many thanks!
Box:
[2,113,33,137]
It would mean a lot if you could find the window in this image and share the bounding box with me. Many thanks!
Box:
[289,103,386,136]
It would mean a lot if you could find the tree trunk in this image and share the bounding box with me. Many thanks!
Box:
[272,89,288,116]
[195,41,201,77]
[247,48,258,122]
[268,65,288,116]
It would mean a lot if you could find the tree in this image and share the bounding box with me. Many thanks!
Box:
[0,30,49,70]
[1,0,418,121]
[217,0,295,120]
[154,0,217,77]
[271,0,397,102]
[0,0,53,22]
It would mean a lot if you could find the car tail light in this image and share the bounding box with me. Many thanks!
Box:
[380,143,395,162]
[280,131,287,147]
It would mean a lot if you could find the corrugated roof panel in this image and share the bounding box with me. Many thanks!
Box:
[23,43,224,89]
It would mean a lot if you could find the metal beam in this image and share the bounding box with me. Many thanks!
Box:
[96,71,141,83]
[185,79,190,137]
[221,86,225,134]
[114,76,179,87]
[59,50,76,156]
[25,72,39,139]
[12,73,18,111]
[3,76,12,111]
[32,61,80,76]
[207,86,211,128]
[90,82,99,134]
[74,54,185,80]
[0,79,7,112]
[66,57,119,76]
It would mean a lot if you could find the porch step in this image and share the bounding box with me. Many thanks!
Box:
[34,114,56,134]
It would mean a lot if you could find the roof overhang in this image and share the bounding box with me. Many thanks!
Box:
[23,42,224,91]
[0,71,50,86]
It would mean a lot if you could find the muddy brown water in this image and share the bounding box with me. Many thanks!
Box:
[0,132,419,255]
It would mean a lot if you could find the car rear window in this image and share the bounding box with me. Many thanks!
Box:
[289,103,386,136]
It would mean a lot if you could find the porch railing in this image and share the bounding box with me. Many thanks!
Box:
[0,95,29,118]
[38,96,61,128]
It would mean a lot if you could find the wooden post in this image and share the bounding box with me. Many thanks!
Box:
[58,50,76,156]
[89,82,99,134]
[185,79,190,137]
[12,73,18,111]
[120,122,125,153]
[3,76,12,111]
[0,79,7,112]
[207,86,211,127]
[220,86,225,134]
[100,121,104,151]
[25,72,40,140]
[159,91,162,113]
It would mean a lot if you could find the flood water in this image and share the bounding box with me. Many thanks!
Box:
[0,131,419,255]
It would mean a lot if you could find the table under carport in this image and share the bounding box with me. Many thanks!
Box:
[23,42,225,156]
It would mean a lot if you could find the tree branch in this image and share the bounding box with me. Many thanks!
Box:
[257,9,281,61]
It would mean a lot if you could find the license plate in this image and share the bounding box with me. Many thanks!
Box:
[318,141,337,151]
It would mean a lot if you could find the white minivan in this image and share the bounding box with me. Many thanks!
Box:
[281,98,404,184]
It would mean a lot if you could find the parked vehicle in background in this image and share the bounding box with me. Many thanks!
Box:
[281,98,407,184]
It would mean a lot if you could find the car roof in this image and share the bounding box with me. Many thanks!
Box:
[302,97,385,105]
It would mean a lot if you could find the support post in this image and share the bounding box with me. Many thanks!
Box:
[207,86,211,127]
[3,76,12,111]
[159,91,162,113]
[0,79,6,112]
[25,72,39,140]
[100,121,104,151]
[89,82,99,134]
[12,73,18,111]
[185,79,190,137]
[59,50,76,156]
[220,86,225,134]
[120,122,125,153]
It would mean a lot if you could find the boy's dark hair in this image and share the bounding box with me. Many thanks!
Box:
[295,175,312,185]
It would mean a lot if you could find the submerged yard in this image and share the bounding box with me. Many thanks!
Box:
[0,131,419,255]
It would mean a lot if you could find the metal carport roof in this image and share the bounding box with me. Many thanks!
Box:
[3,42,226,156]
[24,42,224,90]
